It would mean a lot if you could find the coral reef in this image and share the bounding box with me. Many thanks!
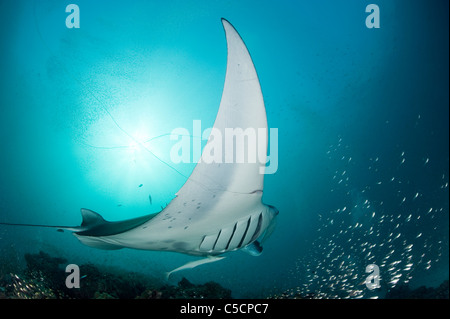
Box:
[0,251,232,299]
[4,251,446,299]
[157,277,231,299]
[385,280,449,299]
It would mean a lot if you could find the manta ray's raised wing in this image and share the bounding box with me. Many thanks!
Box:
[184,18,268,194]
[1,19,278,261]
[73,19,278,256]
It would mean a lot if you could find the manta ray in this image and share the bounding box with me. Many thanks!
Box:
[1,18,278,277]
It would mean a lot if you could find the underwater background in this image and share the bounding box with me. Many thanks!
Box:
[0,0,448,299]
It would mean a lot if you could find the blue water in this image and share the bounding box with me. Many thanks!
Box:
[0,0,448,298]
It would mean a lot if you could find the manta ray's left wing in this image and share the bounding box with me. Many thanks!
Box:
[0,19,277,260]
[73,19,277,257]
[113,19,274,255]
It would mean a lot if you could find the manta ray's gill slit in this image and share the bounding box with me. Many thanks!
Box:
[212,230,222,251]
[225,223,238,250]
[199,235,206,249]
[237,217,252,249]
[250,212,264,243]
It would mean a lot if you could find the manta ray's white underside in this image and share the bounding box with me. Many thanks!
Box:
[73,19,278,257]
[1,19,278,265]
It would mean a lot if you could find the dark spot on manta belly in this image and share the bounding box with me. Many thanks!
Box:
[173,241,189,250]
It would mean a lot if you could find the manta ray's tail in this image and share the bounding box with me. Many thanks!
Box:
[0,221,78,232]
[0,209,101,232]
[0,209,114,233]
[0,208,158,236]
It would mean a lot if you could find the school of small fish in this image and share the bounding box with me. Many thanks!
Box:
[278,136,448,299]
